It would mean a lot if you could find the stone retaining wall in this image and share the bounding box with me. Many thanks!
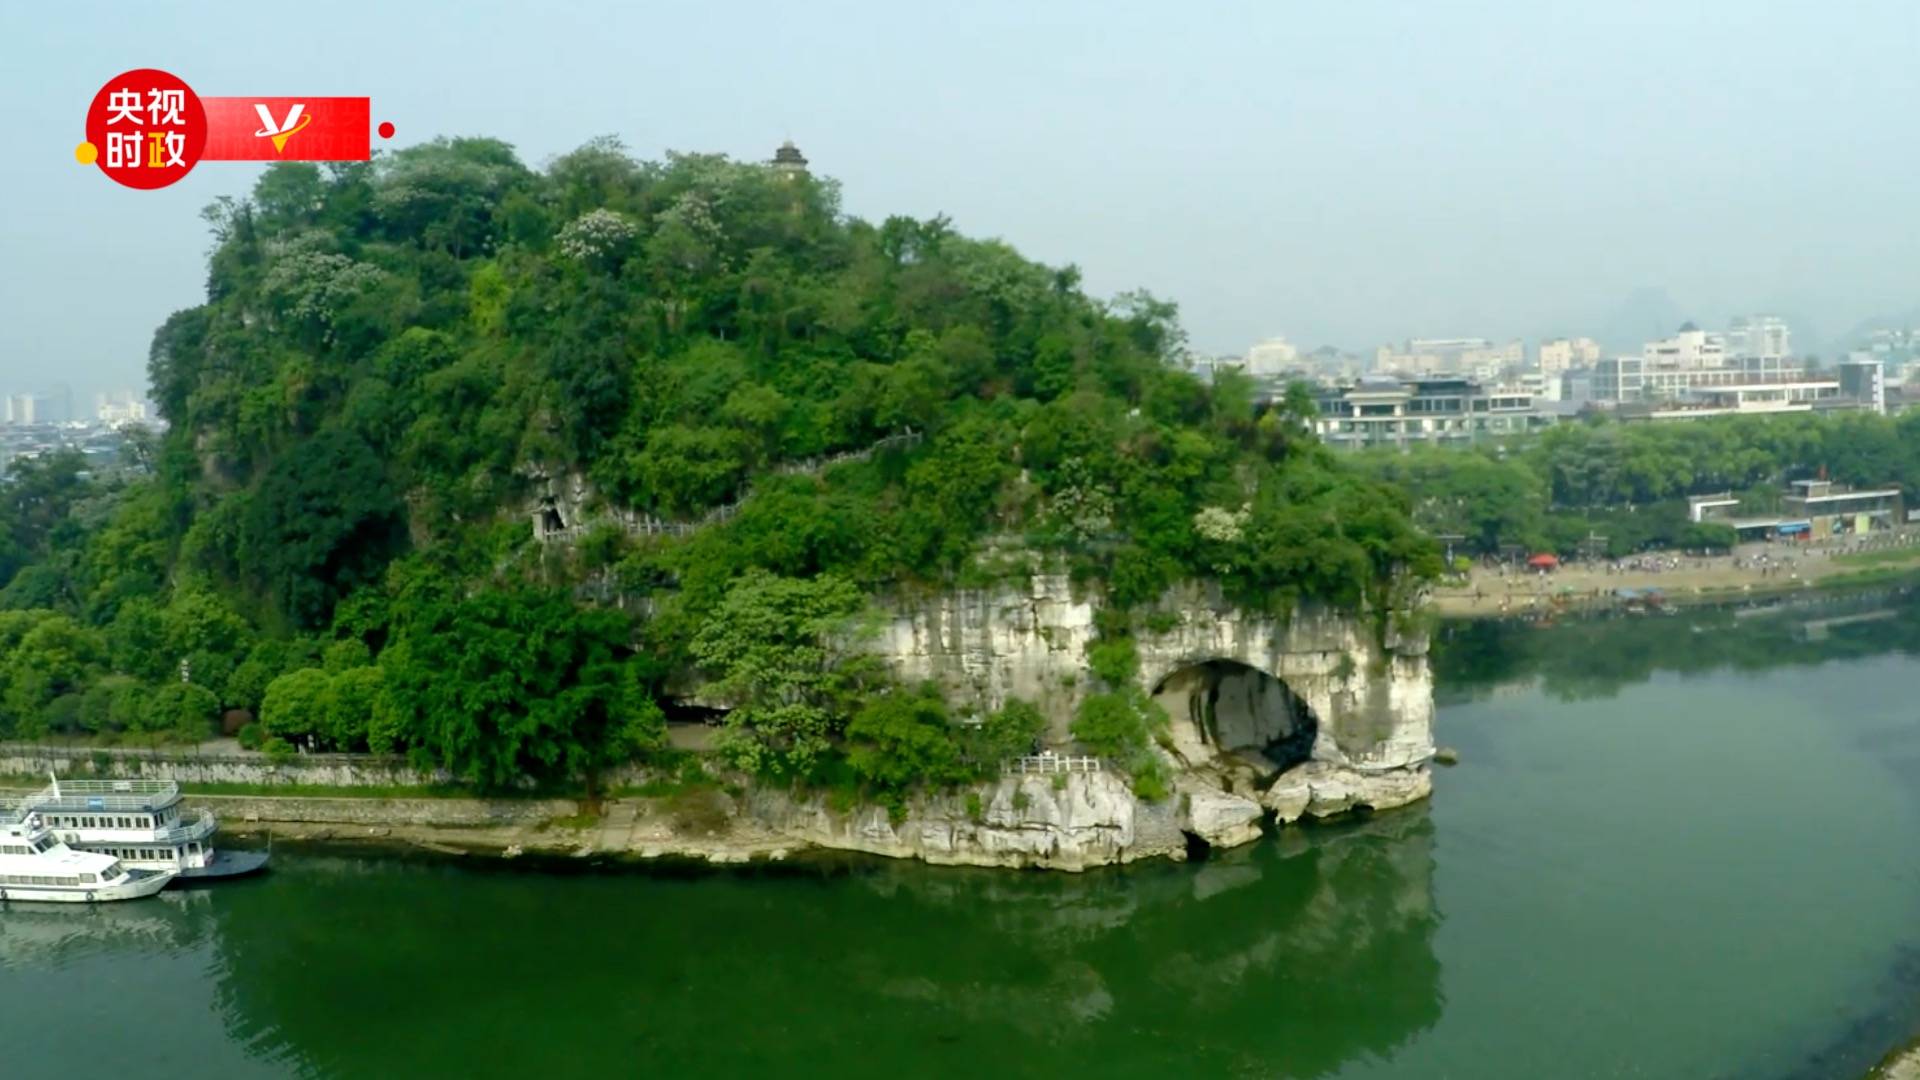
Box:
[184,794,576,828]
[0,744,433,787]
[0,743,654,790]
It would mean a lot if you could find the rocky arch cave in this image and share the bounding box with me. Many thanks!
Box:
[1151,659,1319,776]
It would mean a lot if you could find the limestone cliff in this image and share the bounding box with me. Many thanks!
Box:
[859,573,1434,863]
[745,771,1184,871]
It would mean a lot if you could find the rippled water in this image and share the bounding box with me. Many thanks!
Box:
[5,592,1920,1079]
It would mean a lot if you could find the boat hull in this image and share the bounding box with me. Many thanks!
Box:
[0,869,176,904]
[171,848,271,884]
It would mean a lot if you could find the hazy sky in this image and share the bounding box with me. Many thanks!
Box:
[5,1,1920,402]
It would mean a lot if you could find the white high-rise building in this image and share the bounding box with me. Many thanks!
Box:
[1538,337,1602,376]
[3,394,44,424]
[1728,315,1791,361]
[94,389,150,426]
[1375,338,1523,379]
[1643,323,1727,369]
[1243,336,1299,377]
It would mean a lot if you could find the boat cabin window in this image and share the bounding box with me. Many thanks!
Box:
[0,874,82,887]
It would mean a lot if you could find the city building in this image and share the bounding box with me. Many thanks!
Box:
[1538,337,1601,376]
[1515,371,1558,402]
[4,394,46,425]
[1374,338,1524,381]
[3,389,79,425]
[1593,356,1644,402]
[1690,479,1904,542]
[1732,353,1798,381]
[1591,320,1824,407]
[1559,367,1596,404]
[1837,357,1887,415]
[1727,315,1792,362]
[1642,322,1727,369]
[1243,336,1299,377]
[94,390,151,426]
[1306,375,1552,450]
[1621,377,1846,420]
[1186,356,1229,382]
[1641,365,1815,400]
[1861,327,1920,368]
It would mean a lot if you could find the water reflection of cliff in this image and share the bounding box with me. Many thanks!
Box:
[1435,587,1920,705]
[857,808,1443,1077]
[205,816,1440,1077]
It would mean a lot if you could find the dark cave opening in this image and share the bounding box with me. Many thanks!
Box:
[1152,659,1319,774]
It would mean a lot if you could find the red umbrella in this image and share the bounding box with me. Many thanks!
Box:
[1527,553,1560,569]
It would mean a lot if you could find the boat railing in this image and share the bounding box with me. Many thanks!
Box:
[38,807,214,843]
[24,779,181,812]
[152,809,216,844]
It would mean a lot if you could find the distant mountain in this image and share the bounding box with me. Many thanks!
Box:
[1592,287,1689,354]
[1827,308,1920,354]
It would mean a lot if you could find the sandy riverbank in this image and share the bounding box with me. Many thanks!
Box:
[1429,533,1920,618]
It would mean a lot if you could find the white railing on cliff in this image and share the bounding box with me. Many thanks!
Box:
[1005,753,1105,775]
[536,429,923,546]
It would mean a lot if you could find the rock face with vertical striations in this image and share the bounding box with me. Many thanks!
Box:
[747,770,1186,871]
[834,573,1437,866]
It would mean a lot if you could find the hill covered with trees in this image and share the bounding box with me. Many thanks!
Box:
[0,138,1434,798]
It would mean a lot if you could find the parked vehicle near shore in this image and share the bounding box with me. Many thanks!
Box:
[0,804,176,903]
[23,778,270,884]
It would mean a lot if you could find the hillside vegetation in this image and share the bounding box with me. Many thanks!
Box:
[0,138,1433,796]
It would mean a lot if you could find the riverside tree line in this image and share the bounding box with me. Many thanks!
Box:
[1349,410,1920,560]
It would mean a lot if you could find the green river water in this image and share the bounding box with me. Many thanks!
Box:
[6,591,1920,1079]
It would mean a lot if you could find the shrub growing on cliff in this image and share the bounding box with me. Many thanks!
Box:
[968,699,1047,767]
[846,683,967,792]
[1087,637,1140,687]
[1071,690,1173,801]
[1071,692,1149,758]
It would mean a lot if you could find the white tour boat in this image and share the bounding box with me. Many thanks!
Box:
[24,778,270,883]
[0,803,176,903]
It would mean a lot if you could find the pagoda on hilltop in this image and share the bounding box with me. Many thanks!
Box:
[770,140,809,177]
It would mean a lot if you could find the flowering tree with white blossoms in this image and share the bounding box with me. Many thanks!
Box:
[1193,504,1251,574]
[557,208,639,268]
